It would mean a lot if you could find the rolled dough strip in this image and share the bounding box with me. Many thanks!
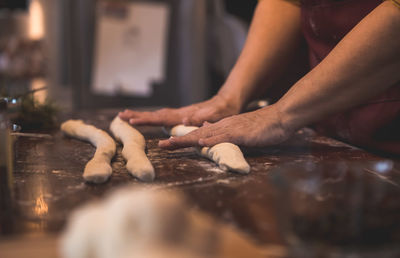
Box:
[169,125,250,174]
[61,187,266,258]
[61,120,116,184]
[110,117,155,182]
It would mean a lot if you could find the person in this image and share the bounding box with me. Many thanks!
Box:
[120,0,400,155]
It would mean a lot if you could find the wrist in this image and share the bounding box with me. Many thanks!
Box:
[216,86,246,113]
[215,91,244,114]
[273,101,302,135]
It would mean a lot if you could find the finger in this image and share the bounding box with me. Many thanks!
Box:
[199,134,231,147]
[185,117,203,127]
[158,135,199,150]
[190,113,212,127]
[159,128,208,149]
[183,118,202,126]
[203,121,212,127]
[120,108,180,126]
[158,138,175,149]
[158,136,174,149]
[118,109,141,121]
[182,117,203,126]
[129,117,172,126]
[182,117,191,126]
[129,113,182,126]
[129,118,163,126]
[183,107,215,126]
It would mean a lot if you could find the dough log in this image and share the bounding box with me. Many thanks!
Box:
[169,125,250,174]
[110,117,155,182]
[61,120,116,184]
[61,187,266,258]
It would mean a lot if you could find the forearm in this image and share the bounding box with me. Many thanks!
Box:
[217,0,302,110]
[277,1,400,131]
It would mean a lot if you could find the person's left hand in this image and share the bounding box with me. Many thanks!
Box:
[158,105,295,149]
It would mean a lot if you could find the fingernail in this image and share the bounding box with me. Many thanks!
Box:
[169,136,177,144]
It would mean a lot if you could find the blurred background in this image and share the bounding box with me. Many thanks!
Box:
[0,0,257,111]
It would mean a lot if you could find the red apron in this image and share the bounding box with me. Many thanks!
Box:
[301,0,400,155]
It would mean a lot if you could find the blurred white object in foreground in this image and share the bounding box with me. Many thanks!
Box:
[60,187,266,258]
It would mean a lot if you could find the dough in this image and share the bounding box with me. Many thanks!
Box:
[169,125,250,174]
[60,187,265,258]
[199,143,250,174]
[61,120,116,184]
[169,125,199,137]
[110,117,155,182]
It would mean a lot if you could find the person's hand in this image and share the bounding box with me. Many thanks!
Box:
[158,104,295,149]
[118,95,241,127]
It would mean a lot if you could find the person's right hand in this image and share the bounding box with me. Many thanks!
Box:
[118,95,241,127]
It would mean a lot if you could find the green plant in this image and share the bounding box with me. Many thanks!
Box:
[12,95,59,132]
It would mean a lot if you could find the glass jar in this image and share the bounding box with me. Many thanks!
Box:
[0,111,13,212]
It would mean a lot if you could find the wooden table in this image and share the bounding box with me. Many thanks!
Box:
[1,109,400,257]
